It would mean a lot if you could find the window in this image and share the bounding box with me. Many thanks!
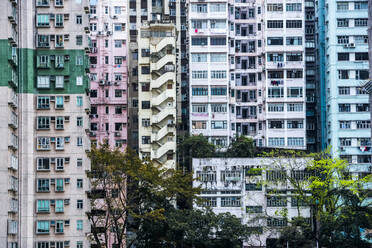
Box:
[191,37,208,46]
[192,87,208,96]
[191,4,207,13]
[114,6,122,14]
[338,70,349,79]
[142,119,150,127]
[210,53,227,62]
[36,221,50,234]
[286,20,302,28]
[337,19,349,27]
[56,96,64,109]
[37,76,50,88]
[211,104,227,112]
[356,104,369,112]
[55,220,64,233]
[339,104,351,112]
[287,87,303,98]
[268,104,284,112]
[191,53,207,62]
[55,116,64,130]
[246,206,263,213]
[76,15,82,24]
[37,35,50,48]
[267,3,283,11]
[55,199,64,213]
[339,121,351,129]
[338,87,350,95]
[115,40,124,48]
[267,218,287,227]
[55,178,64,192]
[286,3,301,11]
[37,200,50,213]
[267,37,283,45]
[200,197,217,207]
[338,53,349,61]
[141,101,150,109]
[37,14,50,27]
[142,136,150,144]
[192,121,207,129]
[55,0,63,6]
[77,96,83,106]
[268,138,285,146]
[56,157,64,170]
[77,242,83,248]
[267,196,287,207]
[192,104,207,113]
[355,18,368,27]
[337,2,349,11]
[77,117,83,127]
[37,116,50,130]
[356,120,371,129]
[337,36,349,44]
[114,23,125,31]
[55,35,64,48]
[77,158,83,167]
[355,1,368,9]
[288,137,304,146]
[77,137,83,146]
[210,3,226,12]
[340,138,352,146]
[211,71,227,79]
[115,89,123,97]
[268,87,284,98]
[77,200,83,209]
[287,120,303,129]
[77,220,83,231]
[287,70,303,78]
[114,56,124,64]
[192,70,208,79]
[286,53,302,61]
[77,179,83,189]
[221,197,241,207]
[267,20,283,28]
[37,0,50,6]
[55,14,64,27]
[267,53,284,62]
[211,121,227,129]
[355,52,368,61]
[269,120,284,129]
[286,37,302,45]
[37,158,50,171]
[37,137,51,150]
[210,37,226,46]
[356,70,369,80]
[37,179,50,192]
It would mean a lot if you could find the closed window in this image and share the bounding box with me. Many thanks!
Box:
[37,76,50,88]
[36,221,50,234]
[286,20,302,28]
[211,121,227,129]
[267,20,283,28]
[37,200,50,213]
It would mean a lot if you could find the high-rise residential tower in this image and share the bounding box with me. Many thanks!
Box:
[88,1,128,150]
[188,0,307,149]
[0,1,91,247]
[138,21,177,168]
[127,0,187,153]
[317,0,371,172]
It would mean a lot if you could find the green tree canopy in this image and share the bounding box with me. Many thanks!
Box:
[227,136,256,157]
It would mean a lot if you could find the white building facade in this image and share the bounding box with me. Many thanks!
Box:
[193,157,311,247]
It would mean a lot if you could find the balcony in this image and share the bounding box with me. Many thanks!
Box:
[8,92,18,108]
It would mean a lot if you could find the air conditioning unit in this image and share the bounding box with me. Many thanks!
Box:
[64,95,70,102]
[340,146,345,151]
[51,179,55,184]
[50,200,55,205]
[64,137,70,143]
[50,220,56,226]
[64,157,70,163]
[50,116,56,122]
[114,81,120,86]
[99,80,105,86]
[64,199,70,205]
[115,132,121,137]
[50,96,55,101]
[348,43,355,48]
[64,178,70,184]
[64,116,70,122]
[113,15,118,19]
[51,158,56,163]
[50,137,56,143]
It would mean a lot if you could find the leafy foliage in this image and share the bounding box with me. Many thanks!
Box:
[227,136,256,157]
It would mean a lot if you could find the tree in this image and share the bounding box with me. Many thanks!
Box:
[261,150,372,248]
[135,208,253,248]
[227,136,256,157]
[178,135,216,171]
[86,144,200,248]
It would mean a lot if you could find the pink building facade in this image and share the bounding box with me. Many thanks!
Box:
[89,0,128,151]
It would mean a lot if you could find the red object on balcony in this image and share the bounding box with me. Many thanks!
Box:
[195,29,198,33]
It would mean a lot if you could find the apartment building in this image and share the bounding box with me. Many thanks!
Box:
[188,0,231,148]
[0,0,19,247]
[88,1,128,150]
[193,157,310,247]
[0,0,91,247]
[138,22,177,168]
[317,0,371,173]
[189,0,307,149]
[127,0,187,153]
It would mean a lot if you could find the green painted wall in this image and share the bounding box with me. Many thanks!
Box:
[0,39,17,89]
[20,49,89,94]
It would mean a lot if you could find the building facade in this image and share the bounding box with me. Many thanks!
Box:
[88,0,128,150]
[138,22,177,168]
[189,0,307,150]
[0,0,91,247]
[127,0,187,153]
[317,0,371,173]
[193,157,310,247]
